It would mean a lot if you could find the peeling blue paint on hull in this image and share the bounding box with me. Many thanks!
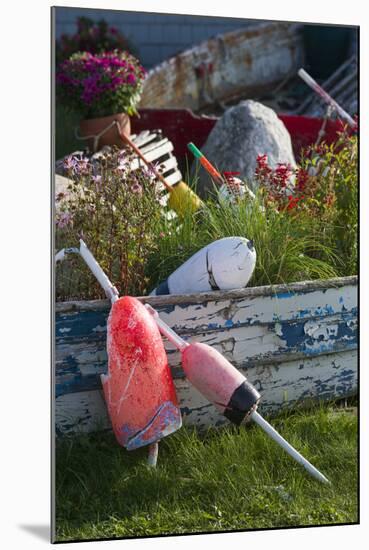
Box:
[55,276,358,435]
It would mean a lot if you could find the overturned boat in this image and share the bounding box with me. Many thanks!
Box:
[139,21,304,111]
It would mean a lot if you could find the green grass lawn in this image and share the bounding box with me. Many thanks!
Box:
[54,405,358,542]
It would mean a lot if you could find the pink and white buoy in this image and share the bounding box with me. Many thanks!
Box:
[147,305,330,484]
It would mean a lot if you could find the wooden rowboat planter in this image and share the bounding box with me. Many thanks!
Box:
[55,109,357,437]
[55,276,357,436]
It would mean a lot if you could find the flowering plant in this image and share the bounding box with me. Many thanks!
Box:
[56,50,146,118]
[56,146,161,300]
[56,17,135,65]
[254,130,357,275]
[255,132,357,217]
[255,155,299,211]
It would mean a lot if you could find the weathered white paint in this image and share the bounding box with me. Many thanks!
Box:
[55,349,357,435]
[55,277,357,435]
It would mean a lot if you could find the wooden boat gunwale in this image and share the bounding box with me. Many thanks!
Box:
[55,275,357,313]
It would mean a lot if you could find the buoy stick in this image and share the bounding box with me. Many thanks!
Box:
[147,442,159,467]
[115,122,173,192]
[145,304,189,351]
[251,410,330,484]
[187,142,224,183]
[298,68,356,128]
[79,240,119,303]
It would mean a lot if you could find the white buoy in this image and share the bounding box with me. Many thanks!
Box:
[218,176,255,206]
[150,237,256,296]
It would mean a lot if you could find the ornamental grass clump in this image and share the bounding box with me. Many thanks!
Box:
[147,189,340,291]
[55,147,162,301]
[56,50,146,118]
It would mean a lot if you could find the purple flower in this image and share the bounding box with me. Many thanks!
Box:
[142,161,159,179]
[117,154,128,172]
[131,183,143,195]
[63,155,78,172]
[126,73,136,85]
[56,50,146,115]
[56,212,73,229]
[74,158,90,176]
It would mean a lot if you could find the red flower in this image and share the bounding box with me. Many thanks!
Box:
[287,195,303,210]
[255,154,272,181]
[296,168,309,191]
[272,163,292,188]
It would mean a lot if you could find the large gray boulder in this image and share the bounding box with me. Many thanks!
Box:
[193,100,296,196]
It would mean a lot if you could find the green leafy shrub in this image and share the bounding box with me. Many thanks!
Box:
[299,133,358,276]
[251,131,357,277]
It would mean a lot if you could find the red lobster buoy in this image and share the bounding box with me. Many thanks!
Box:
[101,296,182,451]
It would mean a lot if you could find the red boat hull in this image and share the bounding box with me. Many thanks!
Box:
[131,108,347,162]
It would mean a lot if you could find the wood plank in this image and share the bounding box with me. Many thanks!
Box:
[140,137,169,155]
[55,389,110,436]
[128,141,174,170]
[157,156,178,174]
[55,284,357,343]
[55,349,357,435]
[162,170,182,186]
[55,276,357,313]
[55,312,356,397]
[55,280,357,401]
[131,129,151,146]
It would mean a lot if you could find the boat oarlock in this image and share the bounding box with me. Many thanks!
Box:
[56,241,330,483]
[56,240,182,468]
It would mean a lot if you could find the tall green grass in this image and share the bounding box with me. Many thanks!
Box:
[146,189,341,291]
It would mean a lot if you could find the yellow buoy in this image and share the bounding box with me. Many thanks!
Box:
[168,181,204,216]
